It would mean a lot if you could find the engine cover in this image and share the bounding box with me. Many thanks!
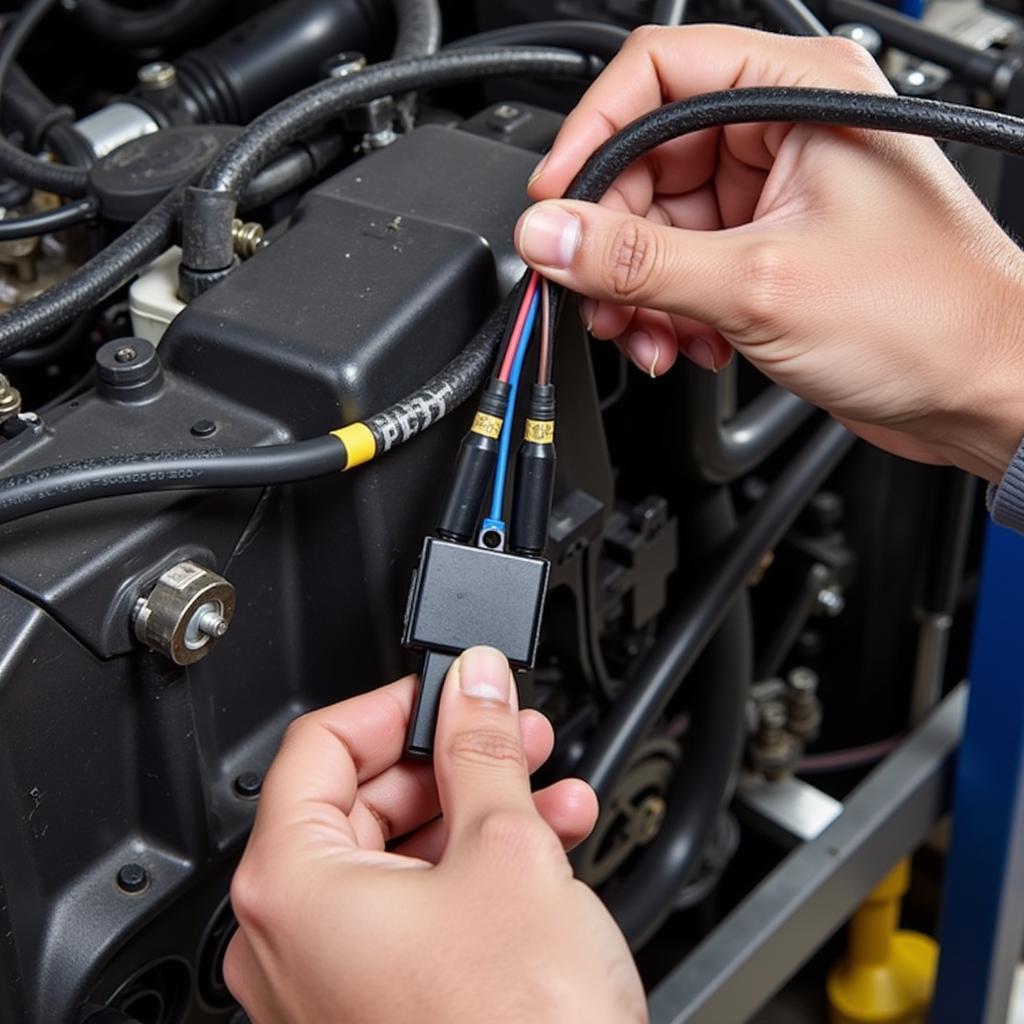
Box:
[0,122,543,1023]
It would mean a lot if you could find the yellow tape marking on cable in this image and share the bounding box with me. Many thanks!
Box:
[524,419,555,444]
[331,422,377,470]
[471,412,503,439]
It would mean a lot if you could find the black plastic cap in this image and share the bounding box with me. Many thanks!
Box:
[96,338,163,403]
[88,125,241,223]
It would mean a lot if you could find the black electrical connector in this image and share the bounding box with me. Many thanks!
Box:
[436,380,509,543]
[510,383,556,556]
[402,536,549,759]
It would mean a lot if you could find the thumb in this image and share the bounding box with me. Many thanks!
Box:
[514,198,744,326]
[432,645,537,842]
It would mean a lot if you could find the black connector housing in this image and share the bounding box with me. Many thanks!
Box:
[436,381,509,543]
[510,383,556,555]
[402,536,550,758]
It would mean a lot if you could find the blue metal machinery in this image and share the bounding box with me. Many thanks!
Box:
[933,520,1024,1024]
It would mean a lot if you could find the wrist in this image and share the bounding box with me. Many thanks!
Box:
[941,257,1024,484]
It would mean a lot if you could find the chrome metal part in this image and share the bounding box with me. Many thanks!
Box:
[133,561,236,665]
[74,101,160,159]
[737,772,843,846]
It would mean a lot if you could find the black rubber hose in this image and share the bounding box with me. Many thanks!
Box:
[652,0,689,25]
[240,133,345,210]
[448,22,629,64]
[575,418,855,802]
[3,64,92,167]
[754,0,829,37]
[0,0,90,196]
[563,87,1024,205]
[0,189,177,357]
[0,437,346,525]
[182,47,598,289]
[823,0,1020,96]
[74,0,228,47]
[391,0,442,61]
[0,197,96,240]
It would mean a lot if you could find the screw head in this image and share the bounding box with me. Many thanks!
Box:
[117,862,149,894]
[234,772,263,799]
[191,419,217,437]
[137,61,177,89]
[114,345,137,364]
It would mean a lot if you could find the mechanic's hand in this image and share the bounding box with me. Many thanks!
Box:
[516,24,1024,482]
[223,645,646,1024]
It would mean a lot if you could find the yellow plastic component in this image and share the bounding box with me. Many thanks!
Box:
[471,411,503,439]
[330,422,376,470]
[827,859,938,1024]
[524,418,554,443]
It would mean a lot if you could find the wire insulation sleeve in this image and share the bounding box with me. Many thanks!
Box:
[0,197,97,240]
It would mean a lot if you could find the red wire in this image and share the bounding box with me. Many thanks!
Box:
[499,271,540,382]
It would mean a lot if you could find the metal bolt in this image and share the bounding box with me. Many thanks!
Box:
[787,667,823,743]
[231,218,264,259]
[234,772,263,799]
[134,561,235,665]
[0,373,21,422]
[137,61,177,90]
[817,583,846,617]
[196,607,229,639]
[114,345,137,364]
[117,862,149,894]
[759,700,788,737]
[365,127,398,150]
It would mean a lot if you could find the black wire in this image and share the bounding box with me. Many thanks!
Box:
[0,197,96,240]
[0,0,89,197]
[0,437,346,526]
[752,0,829,37]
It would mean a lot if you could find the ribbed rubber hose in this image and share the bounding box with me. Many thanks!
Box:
[0,47,597,355]
[0,0,90,196]
[74,0,228,46]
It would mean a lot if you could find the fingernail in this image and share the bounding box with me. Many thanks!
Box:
[579,298,597,333]
[517,203,581,269]
[527,152,549,187]
[458,646,512,703]
[684,337,719,373]
[627,331,660,376]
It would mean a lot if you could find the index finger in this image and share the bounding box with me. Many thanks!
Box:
[251,675,417,842]
[530,24,889,200]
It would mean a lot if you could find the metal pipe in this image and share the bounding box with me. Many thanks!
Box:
[577,418,855,802]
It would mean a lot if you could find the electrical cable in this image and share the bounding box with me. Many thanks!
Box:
[489,286,540,525]
[0,0,90,197]
[491,272,530,376]
[498,270,540,381]
[0,197,96,240]
[538,278,552,386]
[8,86,1024,518]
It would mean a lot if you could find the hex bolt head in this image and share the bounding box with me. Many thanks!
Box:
[234,772,263,799]
[117,862,149,894]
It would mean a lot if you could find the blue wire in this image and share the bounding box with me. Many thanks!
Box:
[489,288,541,525]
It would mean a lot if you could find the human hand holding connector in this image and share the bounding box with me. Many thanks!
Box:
[224,646,646,1024]
[517,24,1024,484]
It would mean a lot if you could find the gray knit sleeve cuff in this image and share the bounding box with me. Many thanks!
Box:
[988,434,1024,535]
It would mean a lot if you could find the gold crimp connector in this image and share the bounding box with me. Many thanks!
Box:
[471,411,503,439]
[524,418,554,444]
